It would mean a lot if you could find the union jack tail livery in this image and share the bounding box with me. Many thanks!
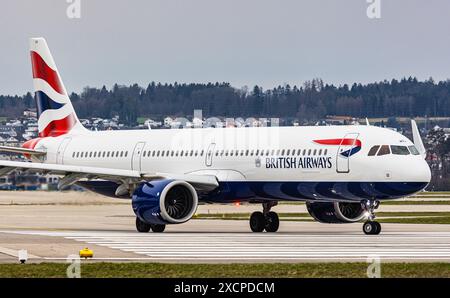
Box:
[30,38,84,137]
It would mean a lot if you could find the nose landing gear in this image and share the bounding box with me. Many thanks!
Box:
[361,200,381,235]
[135,217,166,233]
[249,202,280,232]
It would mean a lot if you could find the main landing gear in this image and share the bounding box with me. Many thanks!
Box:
[135,217,166,233]
[250,202,280,232]
[361,200,381,235]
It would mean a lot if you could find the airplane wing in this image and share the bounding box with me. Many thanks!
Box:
[0,160,218,193]
[0,146,46,156]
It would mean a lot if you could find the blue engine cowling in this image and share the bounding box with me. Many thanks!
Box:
[306,201,367,224]
[132,180,198,225]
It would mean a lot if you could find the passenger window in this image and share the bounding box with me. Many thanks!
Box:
[318,149,322,156]
[143,151,147,157]
[377,145,390,156]
[408,145,420,155]
[368,146,380,156]
[324,149,328,155]
[391,145,410,155]
[313,149,317,156]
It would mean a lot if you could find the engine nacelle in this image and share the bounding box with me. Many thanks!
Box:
[306,201,367,224]
[132,180,198,225]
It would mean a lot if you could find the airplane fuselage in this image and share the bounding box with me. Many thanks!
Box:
[29,124,431,203]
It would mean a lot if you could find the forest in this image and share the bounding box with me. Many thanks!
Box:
[1,77,450,124]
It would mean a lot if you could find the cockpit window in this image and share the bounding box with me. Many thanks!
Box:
[391,145,410,155]
[408,145,420,155]
[377,145,390,156]
[368,146,380,156]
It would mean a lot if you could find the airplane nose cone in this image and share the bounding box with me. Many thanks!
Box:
[420,159,432,183]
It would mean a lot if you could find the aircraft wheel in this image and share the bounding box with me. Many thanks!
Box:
[264,211,280,232]
[136,217,151,233]
[250,211,266,232]
[151,224,166,233]
[363,221,381,235]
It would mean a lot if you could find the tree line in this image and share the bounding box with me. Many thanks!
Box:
[2,77,450,124]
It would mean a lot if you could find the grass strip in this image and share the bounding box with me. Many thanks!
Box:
[0,262,449,278]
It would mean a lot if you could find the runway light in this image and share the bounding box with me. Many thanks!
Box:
[79,248,94,259]
[234,202,241,207]
[18,250,28,264]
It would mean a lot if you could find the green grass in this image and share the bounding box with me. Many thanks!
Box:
[280,200,450,206]
[0,262,449,278]
[379,217,450,225]
[381,200,450,205]
[195,212,450,224]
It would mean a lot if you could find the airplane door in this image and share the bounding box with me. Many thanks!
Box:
[205,143,216,167]
[131,142,146,171]
[56,137,72,164]
[336,133,359,173]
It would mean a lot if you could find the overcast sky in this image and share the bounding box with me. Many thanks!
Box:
[1,0,450,95]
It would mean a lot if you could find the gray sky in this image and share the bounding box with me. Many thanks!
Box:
[2,0,450,95]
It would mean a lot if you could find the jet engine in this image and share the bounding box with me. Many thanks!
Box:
[132,180,198,225]
[306,201,367,223]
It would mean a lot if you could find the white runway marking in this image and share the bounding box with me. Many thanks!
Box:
[3,231,450,261]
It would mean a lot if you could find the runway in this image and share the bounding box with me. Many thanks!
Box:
[1,224,450,263]
[0,192,449,263]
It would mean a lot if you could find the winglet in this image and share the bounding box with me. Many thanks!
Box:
[366,118,370,126]
[411,120,426,158]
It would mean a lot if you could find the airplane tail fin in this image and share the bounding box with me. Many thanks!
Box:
[30,38,85,137]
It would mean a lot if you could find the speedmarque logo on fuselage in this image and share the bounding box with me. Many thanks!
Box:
[265,156,333,169]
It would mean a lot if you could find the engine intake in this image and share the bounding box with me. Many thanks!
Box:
[132,180,198,225]
[306,201,367,224]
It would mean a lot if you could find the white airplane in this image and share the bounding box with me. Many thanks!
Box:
[0,38,431,235]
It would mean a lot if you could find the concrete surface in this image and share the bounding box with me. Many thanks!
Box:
[0,191,449,263]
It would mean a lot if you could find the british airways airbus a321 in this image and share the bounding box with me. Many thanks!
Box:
[0,38,431,235]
